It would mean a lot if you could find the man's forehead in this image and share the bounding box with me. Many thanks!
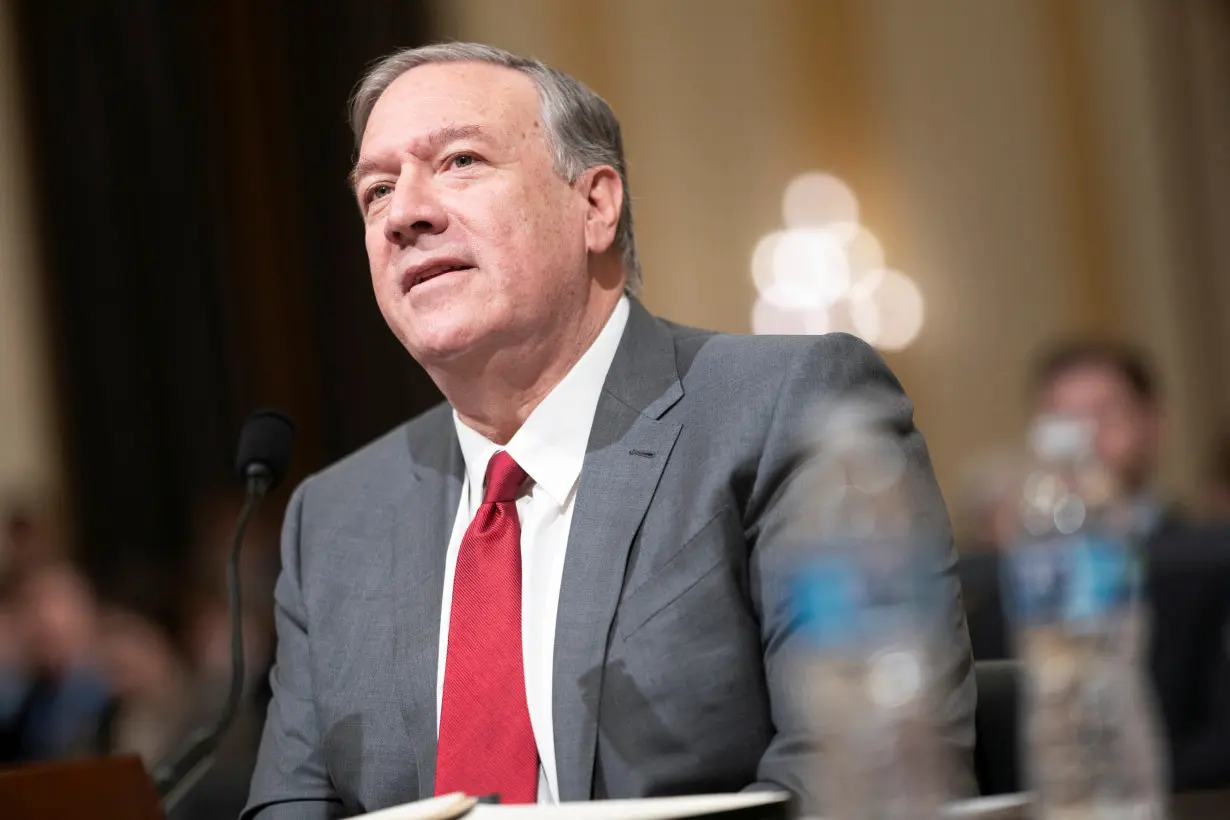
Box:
[365,61,540,140]
[1044,366,1139,406]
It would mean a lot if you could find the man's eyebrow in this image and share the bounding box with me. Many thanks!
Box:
[349,157,381,191]
[349,124,494,190]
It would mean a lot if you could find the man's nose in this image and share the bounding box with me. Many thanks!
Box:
[384,170,447,246]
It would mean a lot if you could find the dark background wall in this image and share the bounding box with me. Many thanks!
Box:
[13,1,443,589]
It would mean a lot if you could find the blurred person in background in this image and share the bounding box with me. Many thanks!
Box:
[164,489,280,819]
[83,586,197,766]
[957,338,1230,790]
[185,591,272,711]
[175,589,271,820]
[76,569,256,820]
[185,487,278,705]
[0,560,110,763]
[1032,340,1178,536]
[3,497,67,588]
[1035,340,1230,790]
[180,488,277,816]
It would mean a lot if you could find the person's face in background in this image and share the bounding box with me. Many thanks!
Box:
[355,60,622,371]
[187,601,269,691]
[1038,363,1163,496]
[14,565,98,677]
[96,607,183,702]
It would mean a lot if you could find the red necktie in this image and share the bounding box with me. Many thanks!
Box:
[436,451,538,803]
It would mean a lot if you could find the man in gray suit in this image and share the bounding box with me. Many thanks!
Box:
[244,42,976,818]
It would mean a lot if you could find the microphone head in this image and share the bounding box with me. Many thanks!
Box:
[235,409,296,490]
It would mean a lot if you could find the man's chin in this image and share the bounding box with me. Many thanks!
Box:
[404,325,494,369]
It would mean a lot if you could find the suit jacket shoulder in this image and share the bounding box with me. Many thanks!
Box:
[296,403,454,508]
[663,320,905,413]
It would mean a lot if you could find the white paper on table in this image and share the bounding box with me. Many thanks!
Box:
[353,791,791,820]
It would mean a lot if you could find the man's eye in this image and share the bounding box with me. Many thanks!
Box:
[449,153,477,170]
[365,183,393,205]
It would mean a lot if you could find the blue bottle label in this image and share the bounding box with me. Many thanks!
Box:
[1003,533,1137,626]
[791,552,923,648]
[792,558,862,648]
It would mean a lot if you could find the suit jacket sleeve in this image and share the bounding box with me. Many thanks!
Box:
[743,334,978,806]
[243,478,346,820]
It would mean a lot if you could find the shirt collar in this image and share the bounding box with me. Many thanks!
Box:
[453,295,630,509]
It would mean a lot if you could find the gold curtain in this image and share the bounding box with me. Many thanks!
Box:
[0,0,61,512]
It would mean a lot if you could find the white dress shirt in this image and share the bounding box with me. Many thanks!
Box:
[436,295,630,803]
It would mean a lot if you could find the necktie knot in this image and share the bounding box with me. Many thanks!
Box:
[483,451,528,504]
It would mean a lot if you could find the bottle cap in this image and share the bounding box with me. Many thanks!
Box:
[1028,413,1095,463]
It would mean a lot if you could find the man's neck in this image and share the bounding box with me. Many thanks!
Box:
[432,290,623,444]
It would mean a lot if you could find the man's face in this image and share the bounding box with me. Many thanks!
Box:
[354,61,596,366]
[1038,364,1162,492]
[16,567,95,674]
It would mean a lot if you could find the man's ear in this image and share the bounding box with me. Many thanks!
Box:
[578,165,623,256]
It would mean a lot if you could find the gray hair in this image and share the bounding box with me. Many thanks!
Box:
[349,42,641,293]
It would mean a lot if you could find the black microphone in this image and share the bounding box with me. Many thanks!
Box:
[152,409,295,811]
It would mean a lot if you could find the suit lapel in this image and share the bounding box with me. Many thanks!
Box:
[553,300,684,801]
[391,414,463,799]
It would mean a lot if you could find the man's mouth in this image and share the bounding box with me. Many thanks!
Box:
[410,264,474,288]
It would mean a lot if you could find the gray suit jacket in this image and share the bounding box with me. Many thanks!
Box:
[243,300,977,818]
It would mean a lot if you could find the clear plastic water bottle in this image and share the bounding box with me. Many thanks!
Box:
[790,390,949,819]
[1003,414,1168,820]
